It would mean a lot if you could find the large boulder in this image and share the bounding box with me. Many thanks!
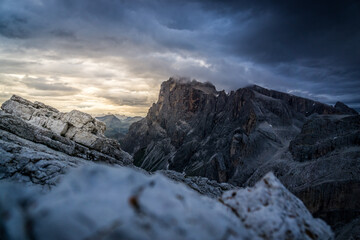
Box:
[0,95,134,186]
[221,172,333,240]
[1,96,131,164]
[0,110,132,187]
[1,95,106,145]
[0,165,333,240]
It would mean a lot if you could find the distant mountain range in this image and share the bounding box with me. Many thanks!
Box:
[96,114,142,142]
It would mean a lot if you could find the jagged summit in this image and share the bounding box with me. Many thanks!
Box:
[158,78,355,117]
[159,77,218,98]
[122,78,360,230]
[247,84,351,116]
[123,78,357,177]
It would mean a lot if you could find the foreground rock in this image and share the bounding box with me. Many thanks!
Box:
[0,165,333,240]
[221,173,333,240]
[0,98,233,197]
[158,170,237,198]
[1,95,128,154]
[0,96,133,186]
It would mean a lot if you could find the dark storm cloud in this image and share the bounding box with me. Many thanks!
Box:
[22,76,80,93]
[0,0,359,109]
[0,14,30,38]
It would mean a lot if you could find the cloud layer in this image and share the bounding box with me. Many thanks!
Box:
[0,0,359,115]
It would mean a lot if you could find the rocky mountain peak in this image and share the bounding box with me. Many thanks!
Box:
[246,85,353,116]
[161,77,217,94]
[122,78,360,231]
[335,101,359,115]
[146,78,219,132]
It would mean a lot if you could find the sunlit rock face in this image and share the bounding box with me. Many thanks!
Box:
[2,95,106,146]
[0,165,333,240]
[0,96,133,186]
[122,77,359,229]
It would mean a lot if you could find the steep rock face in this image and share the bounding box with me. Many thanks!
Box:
[248,85,347,116]
[122,77,359,229]
[122,78,355,184]
[246,114,360,230]
[289,115,360,161]
[0,165,333,240]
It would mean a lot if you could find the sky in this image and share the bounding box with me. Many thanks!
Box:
[0,0,359,116]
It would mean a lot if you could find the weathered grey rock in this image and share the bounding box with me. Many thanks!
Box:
[0,128,88,187]
[1,95,107,147]
[158,169,238,198]
[246,114,360,229]
[289,115,360,162]
[0,110,132,187]
[122,78,354,183]
[122,77,359,230]
[221,172,333,240]
[1,96,132,165]
[0,165,333,240]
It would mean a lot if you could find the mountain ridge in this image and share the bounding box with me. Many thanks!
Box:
[122,77,360,230]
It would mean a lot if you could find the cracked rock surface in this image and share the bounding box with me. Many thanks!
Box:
[158,169,238,198]
[0,96,132,187]
[0,165,333,240]
[221,173,332,240]
[1,95,131,162]
[122,78,360,231]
